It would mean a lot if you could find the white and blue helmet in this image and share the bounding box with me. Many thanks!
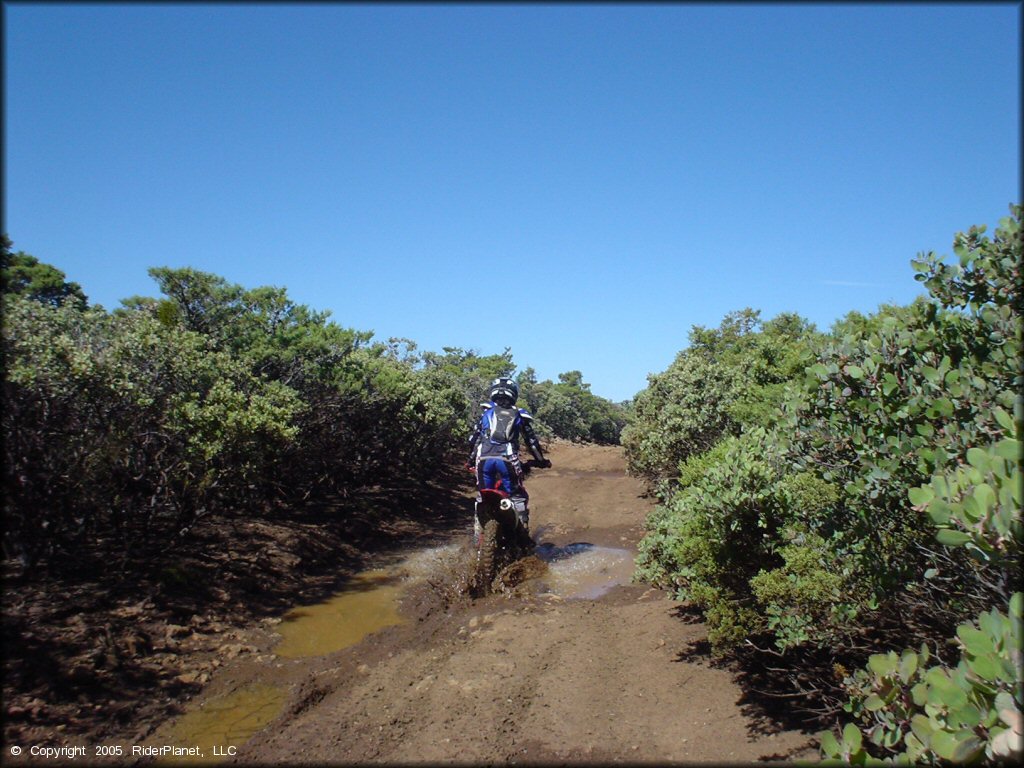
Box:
[488,377,519,406]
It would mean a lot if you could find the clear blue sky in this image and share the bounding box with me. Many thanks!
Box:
[4,3,1020,402]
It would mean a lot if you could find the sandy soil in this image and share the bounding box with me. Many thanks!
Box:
[220,442,817,765]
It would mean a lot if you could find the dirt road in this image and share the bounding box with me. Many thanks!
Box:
[156,442,816,764]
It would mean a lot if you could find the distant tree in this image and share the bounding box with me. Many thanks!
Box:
[420,346,516,419]
[1,235,87,309]
[557,370,589,390]
[421,346,515,384]
[519,368,627,444]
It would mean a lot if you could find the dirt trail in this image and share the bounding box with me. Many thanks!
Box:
[155,442,815,765]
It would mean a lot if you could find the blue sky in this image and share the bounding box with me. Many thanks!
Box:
[4,3,1020,402]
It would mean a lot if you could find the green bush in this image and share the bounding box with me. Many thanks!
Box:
[785,207,1020,609]
[910,414,1021,573]
[819,413,1022,763]
[634,428,859,654]
[2,295,301,565]
[630,205,1022,723]
[622,309,820,485]
[3,252,624,574]
[2,263,482,571]
[822,595,1022,764]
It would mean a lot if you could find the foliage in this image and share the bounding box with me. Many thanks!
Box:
[629,205,1022,731]
[419,345,515,422]
[785,208,1020,610]
[518,368,628,444]
[1,235,87,309]
[820,592,1022,764]
[622,309,821,484]
[3,295,301,565]
[634,428,856,654]
[819,416,1022,763]
[1,264,480,571]
[910,420,1021,575]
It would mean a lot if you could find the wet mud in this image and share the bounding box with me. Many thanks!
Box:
[6,442,818,765]
[160,685,286,765]
[196,443,816,764]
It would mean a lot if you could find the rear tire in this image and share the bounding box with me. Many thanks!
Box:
[473,519,500,597]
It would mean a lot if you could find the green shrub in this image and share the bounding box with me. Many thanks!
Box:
[2,295,302,565]
[786,207,1020,611]
[622,309,820,486]
[820,409,1021,763]
[749,533,846,650]
[909,412,1021,573]
[635,429,858,655]
[1,235,87,309]
[821,594,1022,764]
[632,204,1022,701]
[2,264,480,571]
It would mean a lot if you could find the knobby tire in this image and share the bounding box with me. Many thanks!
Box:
[474,519,500,597]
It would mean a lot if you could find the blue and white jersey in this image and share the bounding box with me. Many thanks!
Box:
[468,401,541,462]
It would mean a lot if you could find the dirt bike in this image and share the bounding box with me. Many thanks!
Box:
[471,459,548,597]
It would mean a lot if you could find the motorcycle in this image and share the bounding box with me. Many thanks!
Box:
[470,459,547,597]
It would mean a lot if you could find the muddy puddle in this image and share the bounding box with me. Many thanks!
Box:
[159,684,286,764]
[272,541,482,658]
[269,539,634,653]
[533,542,635,599]
[274,568,405,659]
[158,537,633,760]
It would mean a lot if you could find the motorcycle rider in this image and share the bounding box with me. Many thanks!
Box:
[467,377,551,544]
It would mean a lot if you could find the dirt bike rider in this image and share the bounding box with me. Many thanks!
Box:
[467,377,551,545]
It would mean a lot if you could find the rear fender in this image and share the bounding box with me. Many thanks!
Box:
[476,490,519,529]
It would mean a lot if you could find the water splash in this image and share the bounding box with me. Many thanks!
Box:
[534,543,635,599]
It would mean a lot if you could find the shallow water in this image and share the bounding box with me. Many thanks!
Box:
[273,569,406,659]
[533,543,635,599]
[160,571,410,761]
[159,538,634,758]
[161,684,286,764]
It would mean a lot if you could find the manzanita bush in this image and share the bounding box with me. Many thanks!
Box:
[820,420,1021,763]
[629,205,1022,737]
[1,264,480,570]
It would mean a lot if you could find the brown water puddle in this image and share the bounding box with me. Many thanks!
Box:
[273,568,406,658]
[156,544,632,760]
[158,684,286,764]
[156,570,407,762]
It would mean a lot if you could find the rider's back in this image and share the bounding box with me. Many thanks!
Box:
[478,403,526,459]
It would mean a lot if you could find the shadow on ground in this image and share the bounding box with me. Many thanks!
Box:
[2,466,474,746]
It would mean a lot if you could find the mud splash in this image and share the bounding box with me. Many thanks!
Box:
[445,539,635,600]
